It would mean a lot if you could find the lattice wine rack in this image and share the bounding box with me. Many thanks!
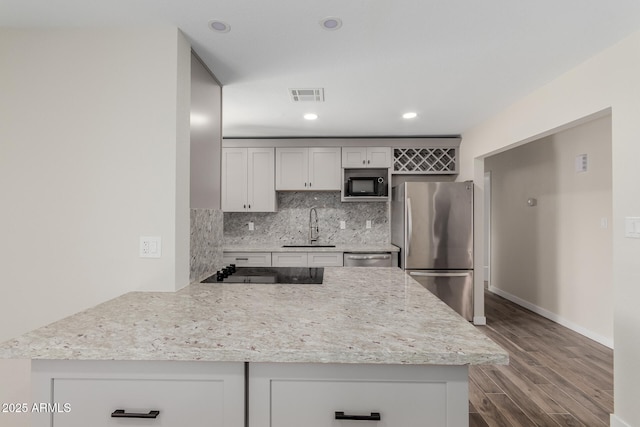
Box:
[393,147,458,174]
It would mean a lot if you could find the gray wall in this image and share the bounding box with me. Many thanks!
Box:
[190,54,222,209]
[485,114,613,346]
[189,53,224,282]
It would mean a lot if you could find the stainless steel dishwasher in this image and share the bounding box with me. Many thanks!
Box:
[343,252,393,267]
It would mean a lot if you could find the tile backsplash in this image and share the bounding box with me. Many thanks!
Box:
[224,192,390,246]
[190,209,223,282]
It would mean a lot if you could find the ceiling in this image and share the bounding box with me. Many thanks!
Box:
[3,0,640,138]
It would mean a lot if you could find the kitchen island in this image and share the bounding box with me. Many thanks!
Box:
[0,267,507,426]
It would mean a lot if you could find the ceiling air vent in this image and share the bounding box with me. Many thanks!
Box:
[289,88,324,102]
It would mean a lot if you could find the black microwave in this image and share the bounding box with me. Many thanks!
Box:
[346,176,387,197]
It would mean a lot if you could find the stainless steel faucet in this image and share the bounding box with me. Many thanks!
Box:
[309,207,319,245]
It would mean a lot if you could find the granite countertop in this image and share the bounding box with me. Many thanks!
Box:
[224,244,400,252]
[0,268,507,366]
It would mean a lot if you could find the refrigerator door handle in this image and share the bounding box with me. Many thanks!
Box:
[407,197,413,256]
[409,272,470,278]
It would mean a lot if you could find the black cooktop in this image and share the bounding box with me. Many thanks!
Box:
[201,266,324,284]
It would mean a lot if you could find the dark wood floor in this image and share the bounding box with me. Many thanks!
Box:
[469,290,614,427]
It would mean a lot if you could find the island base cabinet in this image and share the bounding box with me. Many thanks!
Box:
[31,360,245,427]
[249,363,469,427]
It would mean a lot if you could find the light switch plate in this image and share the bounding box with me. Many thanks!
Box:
[366,220,372,229]
[140,236,162,258]
[625,217,640,238]
[248,221,255,231]
[575,153,588,173]
[340,220,346,229]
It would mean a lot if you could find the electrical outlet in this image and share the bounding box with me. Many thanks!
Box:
[340,220,346,229]
[140,236,161,258]
[366,220,372,229]
[248,221,254,231]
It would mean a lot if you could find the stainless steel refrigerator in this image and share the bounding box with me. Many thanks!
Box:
[391,182,474,320]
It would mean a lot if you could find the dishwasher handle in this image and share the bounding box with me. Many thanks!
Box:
[344,254,391,260]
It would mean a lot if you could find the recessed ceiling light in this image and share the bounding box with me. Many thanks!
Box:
[304,113,318,120]
[208,20,230,33]
[402,112,418,119]
[320,17,342,31]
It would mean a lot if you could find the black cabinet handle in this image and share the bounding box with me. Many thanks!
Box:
[111,409,160,419]
[335,411,381,421]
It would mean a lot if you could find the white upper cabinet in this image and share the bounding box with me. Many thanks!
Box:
[221,148,248,211]
[342,147,391,168]
[222,147,276,212]
[275,148,308,190]
[248,148,277,211]
[276,147,341,191]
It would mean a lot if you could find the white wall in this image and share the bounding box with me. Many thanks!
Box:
[0,27,191,340]
[485,115,613,346]
[460,30,640,427]
[0,28,191,426]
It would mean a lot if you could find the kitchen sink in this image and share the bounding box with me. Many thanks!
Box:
[282,244,336,248]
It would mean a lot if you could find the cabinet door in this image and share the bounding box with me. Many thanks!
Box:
[308,147,341,190]
[31,360,244,427]
[276,148,309,190]
[52,378,224,427]
[367,147,391,167]
[307,252,343,267]
[223,252,272,267]
[249,363,468,427]
[272,252,308,267]
[247,148,276,212]
[221,148,248,212]
[341,147,367,167]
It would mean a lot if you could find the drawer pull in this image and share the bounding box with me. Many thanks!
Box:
[335,411,381,421]
[235,257,249,261]
[111,409,160,419]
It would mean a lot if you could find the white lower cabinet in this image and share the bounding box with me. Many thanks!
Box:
[307,252,343,267]
[272,252,343,267]
[249,363,469,427]
[222,252,272,267]
[31,360,244,427]
[271,252,307,267]
[31,361,469,427]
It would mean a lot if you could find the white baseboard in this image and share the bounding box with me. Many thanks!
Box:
[488,286,614,349]
[611,414,632,427]
[473,316,486,326]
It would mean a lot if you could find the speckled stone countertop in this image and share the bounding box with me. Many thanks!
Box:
[224,244,400,253]
[0,268,507,366]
